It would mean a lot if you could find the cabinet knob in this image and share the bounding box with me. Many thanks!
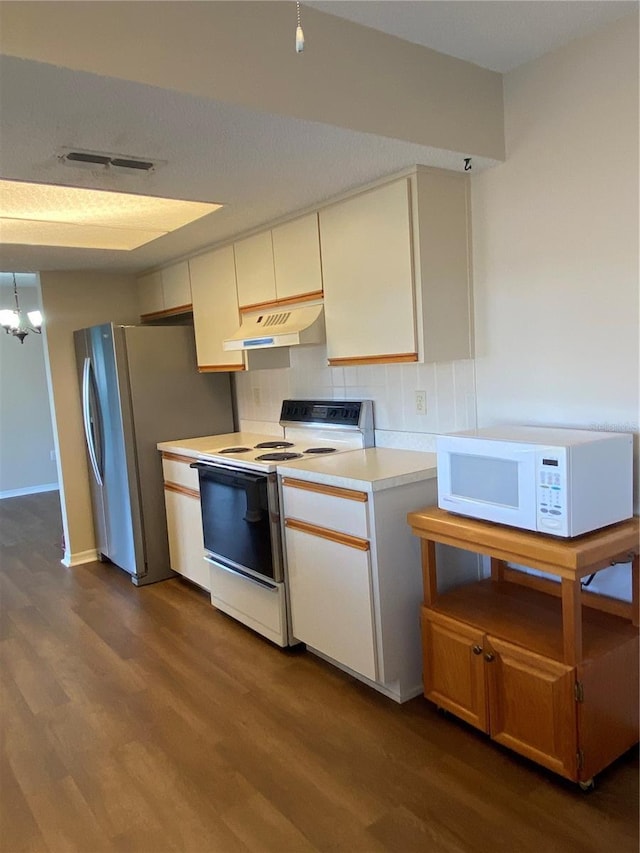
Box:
[472,645,483,655]
[484,652,495,662]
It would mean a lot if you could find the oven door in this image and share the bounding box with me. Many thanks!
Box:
[190,461,283,584]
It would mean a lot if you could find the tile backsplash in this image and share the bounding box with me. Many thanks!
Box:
[235,343,477,450]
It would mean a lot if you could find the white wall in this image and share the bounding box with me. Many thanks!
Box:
[472,14,638,440]
[0,278,58,496]
[39,271,139,566]
[471,14,639,599]
[235,344,476,450]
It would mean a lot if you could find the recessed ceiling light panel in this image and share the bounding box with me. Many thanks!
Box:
[0,179,223,251]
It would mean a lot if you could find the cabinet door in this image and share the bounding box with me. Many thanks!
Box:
[319,179,417,365]
[272,213,323,302]
[234,231,276,309]
[137,270,164,318]
[189,247,245,372]
[421,609,487,731]
[161,261,191,311]
[164,487,209,591]
[485,636,577,780]
[285,524,377,681]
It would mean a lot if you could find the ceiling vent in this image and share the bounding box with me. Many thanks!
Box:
[57,147,164,174]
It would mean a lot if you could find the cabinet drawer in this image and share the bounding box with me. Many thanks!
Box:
[208,559,287,646]
[281,477,368,538]
[162,454,200,491]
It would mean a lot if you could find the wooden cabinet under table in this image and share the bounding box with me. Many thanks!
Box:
[408,507,639,787]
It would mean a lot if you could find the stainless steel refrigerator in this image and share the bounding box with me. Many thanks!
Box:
[74,323,235,585]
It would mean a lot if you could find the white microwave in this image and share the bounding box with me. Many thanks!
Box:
[437,425,633,537]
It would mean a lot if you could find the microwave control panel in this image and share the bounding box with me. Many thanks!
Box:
[536,451,567,533]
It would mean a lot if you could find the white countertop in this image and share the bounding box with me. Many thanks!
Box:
[157,432,277,460]
[277,447,438,492]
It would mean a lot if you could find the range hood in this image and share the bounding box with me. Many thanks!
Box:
[223,304,325,351]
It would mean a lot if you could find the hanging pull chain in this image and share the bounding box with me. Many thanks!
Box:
[295,2,305,53]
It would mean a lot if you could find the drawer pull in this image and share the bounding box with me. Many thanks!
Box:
[472,645,482,656]
[285,518,369,551]
[164,482,200,500]
[484,652,495,663]
[282,477,367,503]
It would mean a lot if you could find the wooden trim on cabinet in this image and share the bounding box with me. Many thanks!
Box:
[284,518,369,551]
[164,482,200,500]
[632,553,639,628]
[281,477,367,503]
[161,451,193,466]
[140,304,193,322]
[198,364,246,372]
[239,290,323,314]
[328,352,418,367]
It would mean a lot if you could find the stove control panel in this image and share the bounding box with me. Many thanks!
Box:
[280,399,371,429]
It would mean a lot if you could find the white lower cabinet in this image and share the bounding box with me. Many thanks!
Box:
[162,454,209,591]
[281,470,440,702]
[285,525,377,681]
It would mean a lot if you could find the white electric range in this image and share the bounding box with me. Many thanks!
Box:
[194,399,374,472]
[190,400,374,645]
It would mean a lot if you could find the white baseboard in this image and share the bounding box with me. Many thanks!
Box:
[62,549,99,568]
[0,482,59,500]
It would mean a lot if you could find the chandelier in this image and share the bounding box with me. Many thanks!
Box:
[0,273,43,344]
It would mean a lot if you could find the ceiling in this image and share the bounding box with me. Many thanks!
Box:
[306,1,636,72]
[0,0,635,275]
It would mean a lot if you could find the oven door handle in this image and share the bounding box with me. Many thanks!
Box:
[190,461,266,487]
[204,555,278,591]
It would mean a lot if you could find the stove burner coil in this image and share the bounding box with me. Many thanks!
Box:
[255,452,303,462]
[254,441,294,449]
[219,447,252,454]
[304,447,337,454]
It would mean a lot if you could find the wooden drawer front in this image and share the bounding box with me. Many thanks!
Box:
[162,454,200,491]
[486,636,577,780]
[282,478,368,539]
[421,609,487,731]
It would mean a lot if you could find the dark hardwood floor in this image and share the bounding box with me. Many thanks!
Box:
[1,492,638,853]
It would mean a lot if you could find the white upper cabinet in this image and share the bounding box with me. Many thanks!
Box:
[137,261,192,320]
[319,167,471,366]
[271,213,323,303]
[161,261,192,311]
[137,270,164,317]
[234,231,277,310]
[320,179,416,365]
[189,246,245,372]
[234,213,323,310]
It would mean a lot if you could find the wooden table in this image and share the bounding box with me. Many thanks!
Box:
[408,508,639,786]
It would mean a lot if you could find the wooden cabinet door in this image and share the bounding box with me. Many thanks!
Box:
[189,246,245,372]
[164,487,209,591]
[161,261,191,310]
[272,213,323,302]
[137,270,164,318]
[285,524,377,681]
[234,231,276,309]
[319,178,417,365]
[421,609,487,731]
[485,636,577,780]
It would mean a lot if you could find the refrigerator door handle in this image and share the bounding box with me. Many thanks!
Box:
[82,357,103,486]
